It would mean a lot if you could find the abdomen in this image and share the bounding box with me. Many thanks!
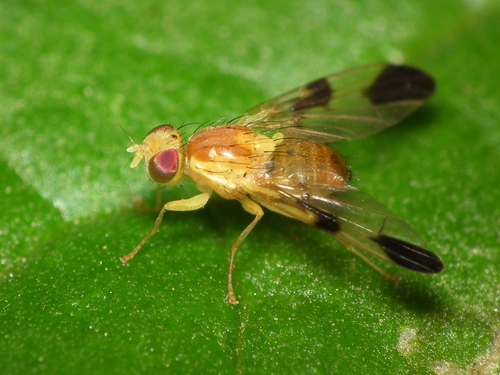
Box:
[271,138,350,186]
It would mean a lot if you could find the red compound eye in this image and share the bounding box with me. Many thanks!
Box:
[148,149,179,183]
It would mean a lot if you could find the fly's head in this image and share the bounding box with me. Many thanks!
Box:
[127,124,186,187]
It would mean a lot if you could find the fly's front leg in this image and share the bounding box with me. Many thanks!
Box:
[120,191,212,263]
[135,185,164,213]
[228,198,264,305]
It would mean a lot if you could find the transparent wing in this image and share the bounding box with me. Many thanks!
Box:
[236,64,435,142]
[245,181,443,274]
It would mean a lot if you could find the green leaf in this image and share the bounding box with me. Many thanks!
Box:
[1,1,499,374]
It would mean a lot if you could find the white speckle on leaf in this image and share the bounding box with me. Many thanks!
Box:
[433,329,500,375]
[397,327,418,356]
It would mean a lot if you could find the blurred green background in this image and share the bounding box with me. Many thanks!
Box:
[1,1,499,374]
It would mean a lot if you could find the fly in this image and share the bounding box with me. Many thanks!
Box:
[121,63,443,304]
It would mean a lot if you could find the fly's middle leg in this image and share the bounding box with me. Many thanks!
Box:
[227,198,264,305]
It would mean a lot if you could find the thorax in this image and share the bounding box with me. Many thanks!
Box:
[186,125,275,198]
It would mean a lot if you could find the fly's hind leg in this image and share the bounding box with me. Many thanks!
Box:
[121,191,212,263]
[335,232,401,284]
[227,198,264,305]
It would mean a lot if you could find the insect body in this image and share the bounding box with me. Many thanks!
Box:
[121,64,443,304]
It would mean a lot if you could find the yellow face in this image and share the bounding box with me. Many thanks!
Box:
[127,124,186,187]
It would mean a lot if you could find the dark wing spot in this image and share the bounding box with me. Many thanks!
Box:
[291,78,334,111]
[372,235,444,273]
[296,198,340,233]
[364,65,436,105]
